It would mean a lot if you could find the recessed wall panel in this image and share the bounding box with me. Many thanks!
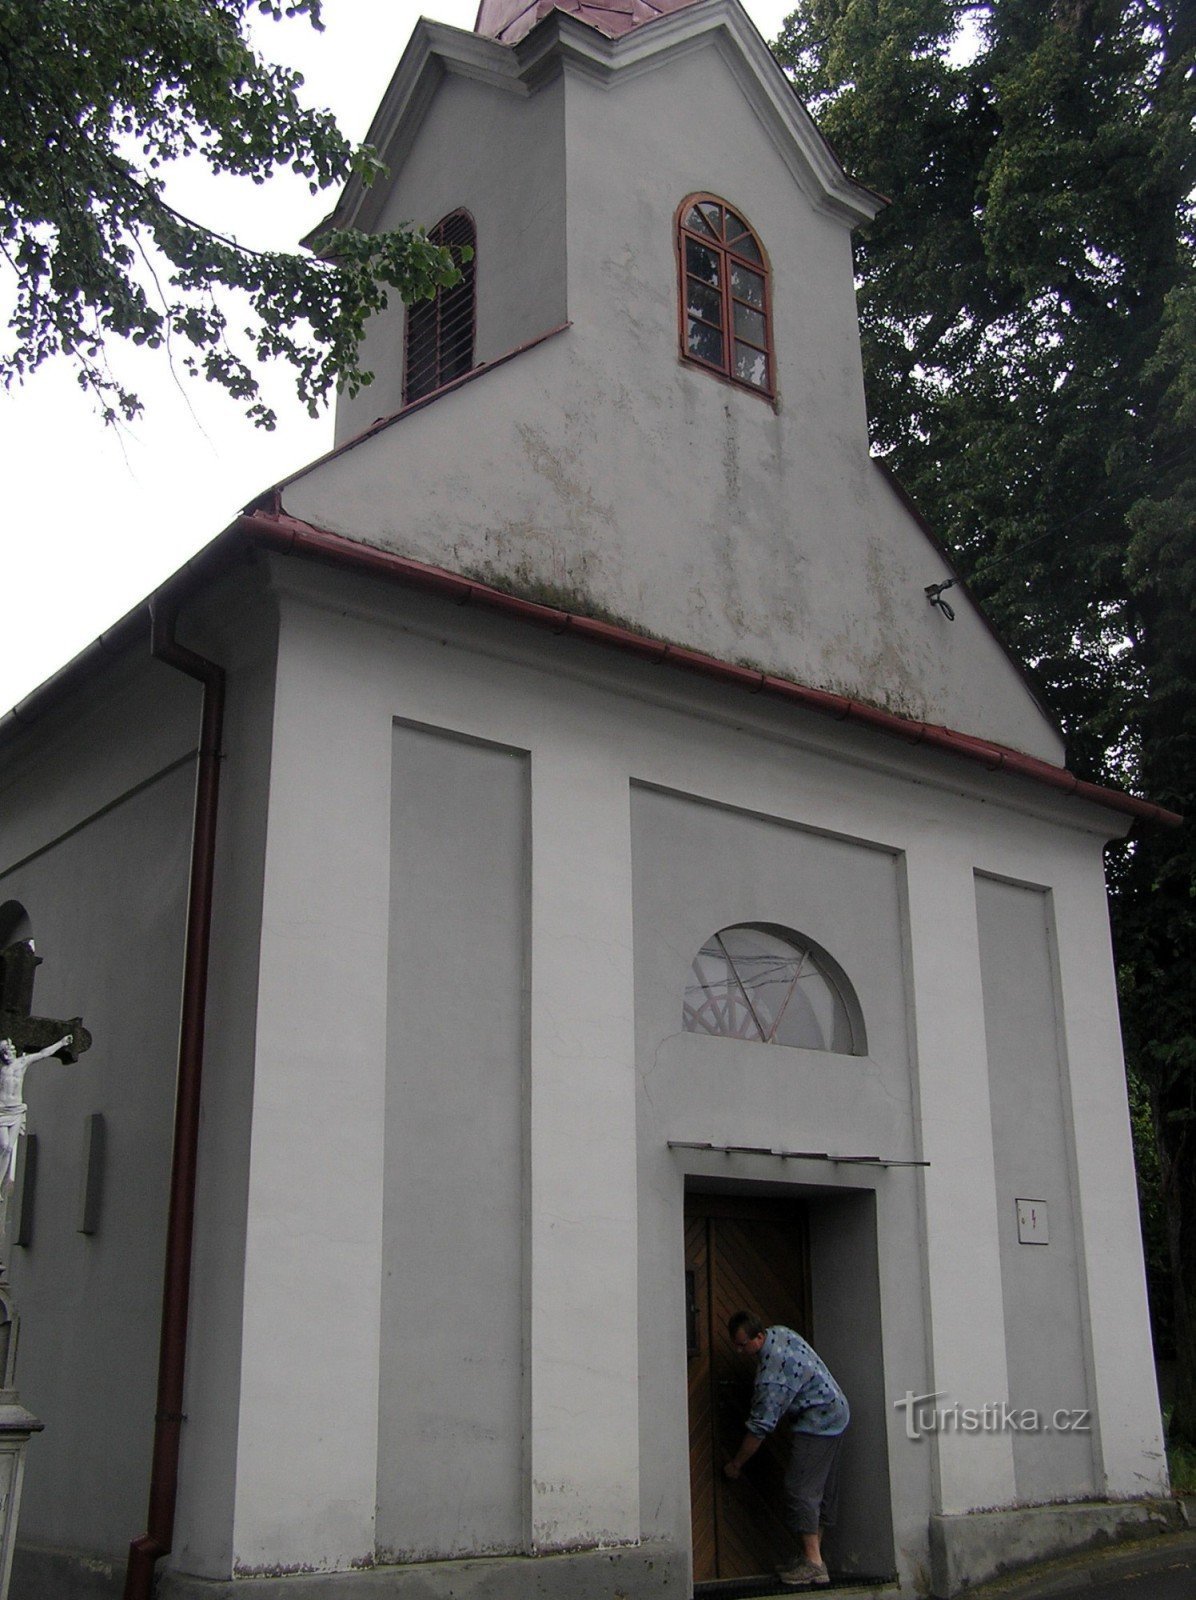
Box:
[976,874,1095,1500]
[2,759,192,1556]
[630,784,918,1574]
[377,725,528,1560]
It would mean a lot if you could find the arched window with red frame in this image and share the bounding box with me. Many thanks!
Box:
[677,196,773,397]
[403,209,477,404]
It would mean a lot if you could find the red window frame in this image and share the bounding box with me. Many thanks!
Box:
[676,195,774,398]
[403,209,477,404]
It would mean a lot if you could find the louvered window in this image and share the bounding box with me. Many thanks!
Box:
[678,196,773,397]
[404,210,477,403]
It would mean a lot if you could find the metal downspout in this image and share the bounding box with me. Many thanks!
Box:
[124,599,226,1600]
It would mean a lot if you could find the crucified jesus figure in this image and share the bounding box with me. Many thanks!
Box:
[0,1035,72,1196]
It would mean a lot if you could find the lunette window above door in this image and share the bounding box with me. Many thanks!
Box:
[682,923,863,1053]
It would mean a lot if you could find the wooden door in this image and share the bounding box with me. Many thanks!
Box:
[686,1194,811,1584]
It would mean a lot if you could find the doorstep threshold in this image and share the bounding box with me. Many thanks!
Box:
[694,1573,899,1598]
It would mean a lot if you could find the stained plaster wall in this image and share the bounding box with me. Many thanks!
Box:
[208,556,1160,1591]
[293,15,1061,764]
[560,45,1056,754]
[0,654,198,1561]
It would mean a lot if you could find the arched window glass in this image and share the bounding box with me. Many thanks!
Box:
[683,924,861,1053]
[678,196,772,396]
[404,210,477,403]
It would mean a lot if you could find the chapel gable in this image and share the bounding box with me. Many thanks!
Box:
[290,0,1063,765]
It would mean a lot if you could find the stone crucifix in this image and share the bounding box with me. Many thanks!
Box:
[0,1039,72,1198]
[0,942,90,1253]
[0,941,85,1597]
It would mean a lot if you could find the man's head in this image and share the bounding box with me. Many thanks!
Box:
[0,1041,13,1065]
[728,1310,767,1356]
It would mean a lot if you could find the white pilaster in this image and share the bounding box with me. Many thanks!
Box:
[904,843,1017,1512]
[1051,855,1168,1494]
[230,602,391,1571]
[527,743,640,1549]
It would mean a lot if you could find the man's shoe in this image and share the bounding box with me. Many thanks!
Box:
[777,1558,830,1587]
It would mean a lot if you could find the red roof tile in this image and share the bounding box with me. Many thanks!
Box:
[476,0,702,45]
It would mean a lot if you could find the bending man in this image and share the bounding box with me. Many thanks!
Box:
[723,1310,849,1589]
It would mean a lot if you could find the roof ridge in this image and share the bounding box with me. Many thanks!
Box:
[476,0,707,45]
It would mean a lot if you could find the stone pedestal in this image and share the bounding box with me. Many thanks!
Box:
[0,1391,42,1600]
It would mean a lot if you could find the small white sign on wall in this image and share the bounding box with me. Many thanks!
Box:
[1016,1199,1049,1245]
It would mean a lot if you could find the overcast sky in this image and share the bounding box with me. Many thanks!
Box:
[2,0,800,715]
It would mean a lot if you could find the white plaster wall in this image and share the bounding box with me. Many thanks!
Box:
[977,875,1096,1503]
[227,591,395,1574]
[295,22,1061,762]
[622,720,1021,1578]
[0,653,197,874]
[808,1192,898,1574]
[558,45,1057,760]
[335,69,567,443]
[0,656,199,1560]
[628,787,924,1580]
[223,563,642,1569]
[173,580,282,1579]
[377,725,527,1560]
[525,733,640,1550]
[1047,846,1167,1496]
[214,563,1156,1588]
[903,839,1018,1518]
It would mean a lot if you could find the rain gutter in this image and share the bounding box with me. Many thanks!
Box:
[236,506,1183,830]
[123,593,226,1600]
[6,509,1176,828]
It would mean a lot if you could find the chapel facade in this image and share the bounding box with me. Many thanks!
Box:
[0,2,1173,1597]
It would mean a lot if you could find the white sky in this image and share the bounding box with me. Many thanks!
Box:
[2,0,800,715]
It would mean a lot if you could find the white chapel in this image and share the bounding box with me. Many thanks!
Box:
[0,1,1176,1596]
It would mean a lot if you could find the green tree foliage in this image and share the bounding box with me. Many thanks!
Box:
[0,0,461,425]
[773,0,1196,1434]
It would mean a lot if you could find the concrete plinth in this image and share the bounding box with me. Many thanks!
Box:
[157,1544,686,1600]
[10,1541,122,1600]
[0,1394,43,1600]
[13,1542,685,1600]
[929,1498,1183,1596]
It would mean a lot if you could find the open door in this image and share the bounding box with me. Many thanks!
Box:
[686,1193,811,1584]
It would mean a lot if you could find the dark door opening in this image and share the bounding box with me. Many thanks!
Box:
[685,1192,811,1584]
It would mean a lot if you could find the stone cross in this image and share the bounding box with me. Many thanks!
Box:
[0,942,90,1274]
[0,943,90,1066]
[0,941,87,1592]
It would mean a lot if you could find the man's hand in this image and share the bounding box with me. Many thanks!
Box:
[724,1432,764,1479]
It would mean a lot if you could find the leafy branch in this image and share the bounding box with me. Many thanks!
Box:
[0,0,460,425]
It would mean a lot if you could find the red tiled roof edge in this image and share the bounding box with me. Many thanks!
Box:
[476,0,696,44]
[239,507,1183,830]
